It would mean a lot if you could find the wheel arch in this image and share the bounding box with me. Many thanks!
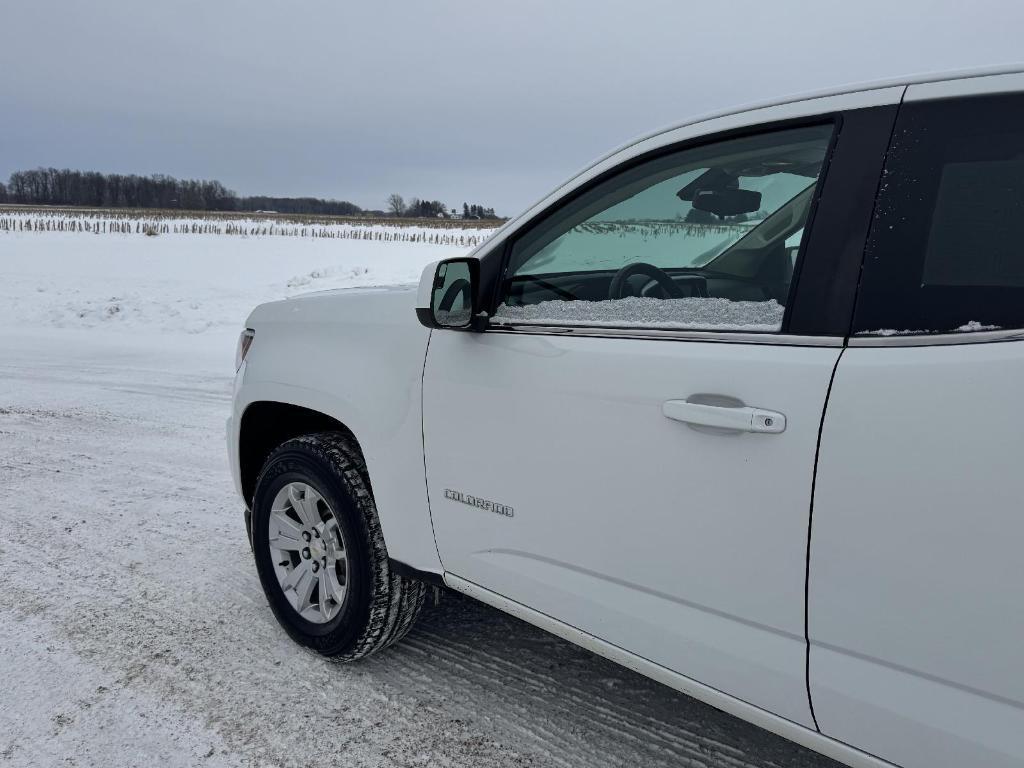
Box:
[239,401,363,506]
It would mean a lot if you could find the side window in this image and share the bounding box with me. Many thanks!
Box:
[493,124,834,333]
[853,92,1024,336]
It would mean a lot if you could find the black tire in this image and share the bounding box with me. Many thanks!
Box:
[250,431,427,660]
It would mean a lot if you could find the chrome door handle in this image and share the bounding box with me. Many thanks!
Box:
[662,400,786,434]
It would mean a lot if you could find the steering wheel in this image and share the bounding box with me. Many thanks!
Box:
[438,279,471,312]
[608,262,684,300]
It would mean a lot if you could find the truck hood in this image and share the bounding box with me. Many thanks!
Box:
[245,283,421,330]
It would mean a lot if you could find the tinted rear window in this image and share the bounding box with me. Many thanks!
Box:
[853,92,1024,335]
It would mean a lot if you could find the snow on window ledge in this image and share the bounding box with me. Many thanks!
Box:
[859,321,1002,337]
[955,321,1001,333]
[492,296,784,332]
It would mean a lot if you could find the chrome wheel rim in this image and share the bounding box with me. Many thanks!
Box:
[268,482,348,623]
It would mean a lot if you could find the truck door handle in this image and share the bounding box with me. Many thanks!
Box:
[662,400,786,434]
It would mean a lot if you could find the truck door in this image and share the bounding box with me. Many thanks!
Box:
[424,99,898,726]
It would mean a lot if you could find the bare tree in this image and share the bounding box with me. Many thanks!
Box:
[387,193,406,217]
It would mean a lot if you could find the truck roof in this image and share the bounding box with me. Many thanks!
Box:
[596,62,1024,183]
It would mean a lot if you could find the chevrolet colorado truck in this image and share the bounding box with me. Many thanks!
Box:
[228,67,1024,768]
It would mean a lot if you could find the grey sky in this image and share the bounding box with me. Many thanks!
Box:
[3,1,1023,215]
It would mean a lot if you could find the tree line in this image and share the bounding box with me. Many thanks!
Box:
[2,169,241,211]
[387,194,498,219]
[0,168,500,219]
[236,196,361,216]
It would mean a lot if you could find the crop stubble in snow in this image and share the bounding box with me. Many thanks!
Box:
[0,221,839,767]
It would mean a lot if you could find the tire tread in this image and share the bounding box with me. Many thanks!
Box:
[254,431,427,661]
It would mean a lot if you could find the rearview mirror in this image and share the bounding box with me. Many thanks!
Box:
[691,187,762,218]
[416,257,480,329]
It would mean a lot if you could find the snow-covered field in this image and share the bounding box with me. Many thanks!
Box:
[0,217,836,767]
[0,216,482,340]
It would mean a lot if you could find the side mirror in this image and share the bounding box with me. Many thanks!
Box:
[416,257,481,330]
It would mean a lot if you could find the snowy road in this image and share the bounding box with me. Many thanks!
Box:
[0,329,839,768]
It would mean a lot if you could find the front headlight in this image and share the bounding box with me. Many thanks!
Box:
[235,329,255,371]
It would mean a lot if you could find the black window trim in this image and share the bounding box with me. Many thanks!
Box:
[485,323,846,347]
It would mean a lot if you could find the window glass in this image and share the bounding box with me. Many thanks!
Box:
[853,93,1024,335]
[922,144,1024,288]
[494,124,833,332]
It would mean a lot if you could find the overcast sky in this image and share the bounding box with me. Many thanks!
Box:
[3,1,1023,214]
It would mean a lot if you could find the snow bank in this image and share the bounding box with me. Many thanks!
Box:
[494,296,784,332]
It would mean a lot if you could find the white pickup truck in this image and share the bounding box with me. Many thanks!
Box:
[228,67,1024,768]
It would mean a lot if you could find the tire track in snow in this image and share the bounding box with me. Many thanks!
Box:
[374,598,833,768]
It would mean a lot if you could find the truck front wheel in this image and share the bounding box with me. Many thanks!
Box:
[250,432,426,660]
